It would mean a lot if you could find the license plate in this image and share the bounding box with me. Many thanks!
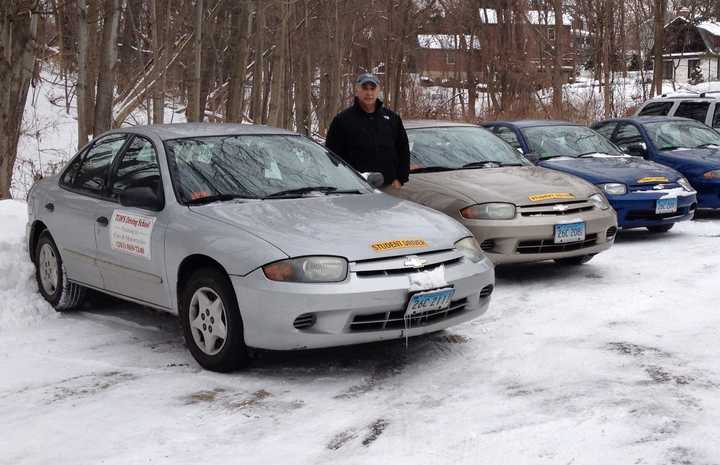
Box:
[554,222,586,244]
[405,288,455,317]
[656,197,677,214]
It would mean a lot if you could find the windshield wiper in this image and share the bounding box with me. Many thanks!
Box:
[263,186,362,199]
[461,161,503,169]
[659,145,681,151]
[695,143,720,149]
[577,151,614,157]
[538,154,573,160]
[187,193,257,205]
[410,166,455,173]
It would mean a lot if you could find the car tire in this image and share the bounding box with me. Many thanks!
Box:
[554,254,595,266]
[647,224,673,233]
[179,267,249,372]
[34,231,87,311]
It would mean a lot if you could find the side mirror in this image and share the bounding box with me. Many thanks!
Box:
[362,172,385,188]
[523,152,540,164]
[623,143,648,158]
[119,186,163,211]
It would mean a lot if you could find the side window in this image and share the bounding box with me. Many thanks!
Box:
[638,102,673,116]
[593,122,617,139]
[70,135,128,195]
[60,149,88,187]
[110,137,162,199]
[675,101,710,123]
[492,126,521,149]
[712,104,720,128]
[613,124,644,147]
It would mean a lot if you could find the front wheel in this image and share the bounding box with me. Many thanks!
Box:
[34,231,86,311]
[647,224,674,233]
[554,254,595,266]
[179,267,249,372]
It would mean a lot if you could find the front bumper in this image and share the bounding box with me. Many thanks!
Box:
[231,256,494,350]
[463,207,617,265]
[609,190,697,229]
[693,179,720,209]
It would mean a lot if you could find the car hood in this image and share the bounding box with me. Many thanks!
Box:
[188,193,469,261]
[658,147,720,170]
[538,155,682,185]
[407,166,597,206]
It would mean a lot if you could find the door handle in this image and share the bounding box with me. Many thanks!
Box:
[96,216,109,227]
[44,202,54,212]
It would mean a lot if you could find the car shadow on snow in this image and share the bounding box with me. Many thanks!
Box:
[693,209,720,221]
[494,261,595,284]
[612,228,685,244]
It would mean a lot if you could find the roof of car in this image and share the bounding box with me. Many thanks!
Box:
[598,116,697,125]
[403,120,478,130]
[486,120,581,128]
[109,123,298,140]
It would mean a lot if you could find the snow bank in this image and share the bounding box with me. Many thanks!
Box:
[0,200,55,330]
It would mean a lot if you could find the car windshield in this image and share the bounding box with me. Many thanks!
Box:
[164,134,371,203]
[644,120,720,150]
[407,126,529,170]
[523,125,624,158]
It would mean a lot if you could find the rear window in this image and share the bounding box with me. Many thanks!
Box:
[638,102,673,116]
[675,101,710,123]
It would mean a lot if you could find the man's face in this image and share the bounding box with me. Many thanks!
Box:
[355,82,379,106]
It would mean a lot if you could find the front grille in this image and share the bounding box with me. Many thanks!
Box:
[293,313,316,330]
[480,239,495,251]
[625,206,690,221]
[349,298,468,332]
[630,182,680,192]
[480,284,494,298]
[519,201,594,217]
[516,233,598,254]
[355,256,462,277]
[606,226,618,239]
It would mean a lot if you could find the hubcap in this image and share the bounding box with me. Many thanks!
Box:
[38,244,59,295]
[189,287,228,356]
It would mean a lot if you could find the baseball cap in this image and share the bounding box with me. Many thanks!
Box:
[356,73,380,87]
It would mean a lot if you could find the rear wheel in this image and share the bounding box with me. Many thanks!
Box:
[554,254,595,266]
[647,224,673,233]
[34,231,86,311]
[179,267,249,372]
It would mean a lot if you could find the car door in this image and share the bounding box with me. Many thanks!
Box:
[49,134,129,288]
[612,123,648,158]
[93,135,170,308]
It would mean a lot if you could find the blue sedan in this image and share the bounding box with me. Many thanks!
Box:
[482,120,697,232]
[591,116,720,209]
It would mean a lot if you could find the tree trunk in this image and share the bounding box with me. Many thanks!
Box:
[250,0,265,122]
[94,0,121,135]
[552,0,564,117]
[652,0,666,97]
[227,1,250,122]
[188,0,204,122]
[77,0,90,146]
[151,0,165,124]
[0,2,38,199]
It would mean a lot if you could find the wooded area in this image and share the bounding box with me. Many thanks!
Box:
[2,0,720,198]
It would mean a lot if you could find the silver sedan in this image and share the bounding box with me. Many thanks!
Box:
[26,124,495,371]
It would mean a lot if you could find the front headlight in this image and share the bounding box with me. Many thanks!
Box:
[677,177,695,192]
[588,193,610,210]
[454,237,483,263]
[460,202,516,220]
[263,256,348,282]
[703,170,720,180]
[598,183,627,195]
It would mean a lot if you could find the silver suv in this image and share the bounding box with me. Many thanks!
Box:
[635,92,720,129]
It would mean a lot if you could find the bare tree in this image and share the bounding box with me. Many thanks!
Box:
[0,0,39,199]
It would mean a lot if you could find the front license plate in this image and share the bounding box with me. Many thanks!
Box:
[554,222,586,244]
[656,197,677,214]
[405,288,455,317]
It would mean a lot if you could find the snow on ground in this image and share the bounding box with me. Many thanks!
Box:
[1,200,720,465]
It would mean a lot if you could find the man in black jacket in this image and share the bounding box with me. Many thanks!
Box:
[325,73,410,188]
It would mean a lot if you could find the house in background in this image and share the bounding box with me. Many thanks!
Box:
[414,8,576,87]
[661,11,720,84]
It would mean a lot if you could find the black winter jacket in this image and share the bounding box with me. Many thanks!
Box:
[325,98,410,185]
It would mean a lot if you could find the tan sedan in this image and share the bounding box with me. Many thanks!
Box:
[385,121,618,265]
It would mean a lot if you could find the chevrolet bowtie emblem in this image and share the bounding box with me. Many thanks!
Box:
[553,204,569,211]
[653,184,665,190]
[403,255,428,269]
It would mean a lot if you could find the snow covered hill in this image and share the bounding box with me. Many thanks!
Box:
[2,199,720,464]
